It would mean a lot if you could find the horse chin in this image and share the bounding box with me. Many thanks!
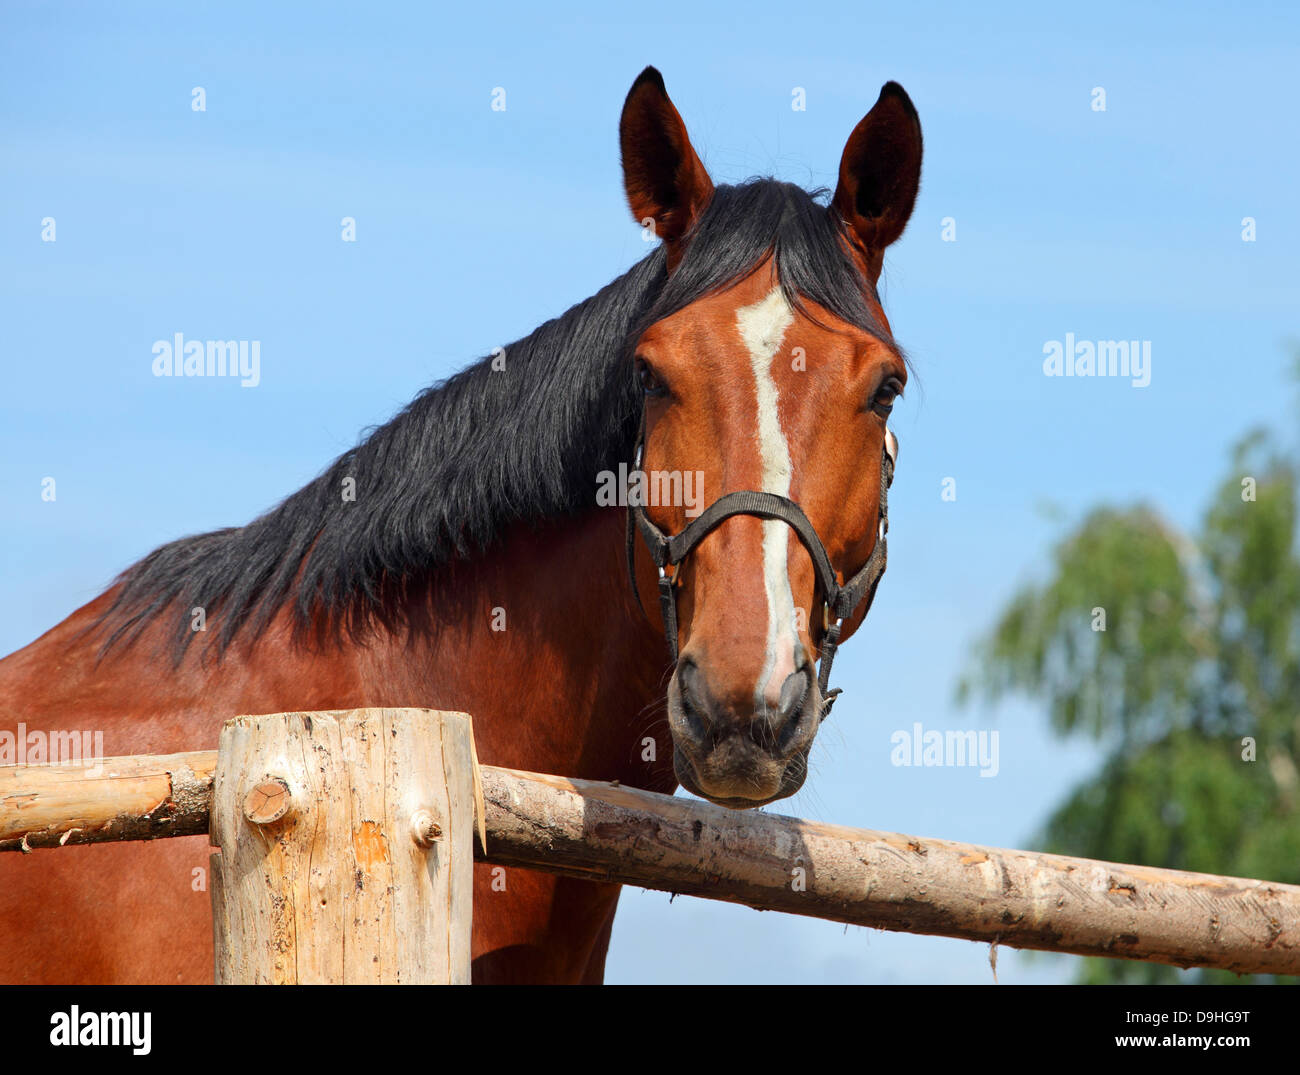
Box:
[672,744,809,810]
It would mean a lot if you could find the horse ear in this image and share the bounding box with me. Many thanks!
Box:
[619,67,714,249]
[831,82,922,277]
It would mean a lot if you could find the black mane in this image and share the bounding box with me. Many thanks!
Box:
[100,180,898,659]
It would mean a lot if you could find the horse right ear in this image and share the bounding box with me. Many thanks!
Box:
[831,82,923,281]
[619,67,714,254]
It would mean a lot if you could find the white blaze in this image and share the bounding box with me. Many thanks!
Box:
[735,287,799,710]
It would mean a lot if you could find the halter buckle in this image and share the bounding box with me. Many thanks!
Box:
[659,563,684,588]
[822,603,843,635]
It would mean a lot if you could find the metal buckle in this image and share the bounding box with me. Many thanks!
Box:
[659,563,685,588]
[822,604,843,635]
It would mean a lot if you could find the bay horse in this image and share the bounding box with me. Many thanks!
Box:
[0,66,921,984]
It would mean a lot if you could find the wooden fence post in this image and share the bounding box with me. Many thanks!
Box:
[208,708,475,984]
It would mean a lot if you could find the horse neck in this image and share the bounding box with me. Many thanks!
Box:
[384,507,676,791]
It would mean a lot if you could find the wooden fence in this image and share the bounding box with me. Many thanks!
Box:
[2,708,1298,982]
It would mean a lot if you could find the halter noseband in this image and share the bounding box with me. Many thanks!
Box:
[625,424,897,719]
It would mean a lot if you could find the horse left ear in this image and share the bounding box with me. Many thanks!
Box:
[832,82,923,279]
[619,66,714,252]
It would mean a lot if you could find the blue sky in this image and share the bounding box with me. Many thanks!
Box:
[3,2,1297,983]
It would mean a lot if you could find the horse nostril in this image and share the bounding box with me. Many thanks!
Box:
[777,666,810,718]
[772,666,812,752]
[675,659,712,745]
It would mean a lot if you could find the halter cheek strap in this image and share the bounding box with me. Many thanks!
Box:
[625,425,897,719]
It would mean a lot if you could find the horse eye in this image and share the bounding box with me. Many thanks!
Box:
[871,378,903,417]
[636,358,667,398]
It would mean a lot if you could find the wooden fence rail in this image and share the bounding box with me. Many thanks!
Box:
[2,708,1298,978]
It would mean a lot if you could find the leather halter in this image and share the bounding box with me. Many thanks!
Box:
[625,422,897,719]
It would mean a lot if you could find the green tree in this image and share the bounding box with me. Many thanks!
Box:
[959,363,1300,984]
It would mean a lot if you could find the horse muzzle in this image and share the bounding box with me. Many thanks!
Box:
[666,655,820,807]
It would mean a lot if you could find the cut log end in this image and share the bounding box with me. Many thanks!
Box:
[242,778,292,825]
